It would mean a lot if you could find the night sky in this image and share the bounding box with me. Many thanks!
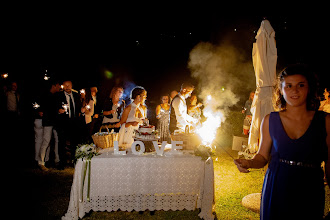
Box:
[1,11,328,109]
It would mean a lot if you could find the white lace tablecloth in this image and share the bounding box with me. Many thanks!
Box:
[62,149,214,220]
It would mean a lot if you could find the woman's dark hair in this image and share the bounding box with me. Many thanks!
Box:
[130,86,145,100]
[274,64,320,111]
[160,94,170,102]
[84,88,92,105]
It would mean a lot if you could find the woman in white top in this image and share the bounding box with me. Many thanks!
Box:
[118,86,147,148]
[81,88,94,124]
[80,88,94,142]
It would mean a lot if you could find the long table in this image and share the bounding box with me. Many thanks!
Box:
[62,148,215,220]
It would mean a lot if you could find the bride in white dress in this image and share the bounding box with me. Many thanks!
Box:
[118,87,147,148]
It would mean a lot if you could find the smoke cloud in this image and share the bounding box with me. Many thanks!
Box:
[188,41,255,113]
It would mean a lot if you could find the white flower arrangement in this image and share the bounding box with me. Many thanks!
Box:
[74,143,100,202]
[75,144,99,163]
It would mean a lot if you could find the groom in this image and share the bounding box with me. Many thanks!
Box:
[169,83,198,134]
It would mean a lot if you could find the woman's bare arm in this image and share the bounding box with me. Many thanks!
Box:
[234,114,272,173]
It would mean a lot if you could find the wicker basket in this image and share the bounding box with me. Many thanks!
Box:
[92,125,118,149]
[92,126,111,149]
[171,133,201,150]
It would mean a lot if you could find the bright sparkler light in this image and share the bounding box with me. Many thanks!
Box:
[44,74,50,80]
[195,95,224,146]
[1,73,8,79]
[32,102,40,109]
[62,102,69,114]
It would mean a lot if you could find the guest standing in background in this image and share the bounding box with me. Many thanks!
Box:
[6,81,21,121]
[33,91,44,170]
[80,88,94,143]
[242,91,255,135]
[90,86,101,133]
[155,94,170,142]
[187,95,203,129]
[102,86,125,133]
[55,80,83,170]
[37,80,61,171]
[170,90,178,102]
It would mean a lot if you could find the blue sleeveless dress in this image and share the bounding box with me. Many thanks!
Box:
[261,111,327,220]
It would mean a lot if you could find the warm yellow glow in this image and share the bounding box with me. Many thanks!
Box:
[195,95,224,146]
[32,102,40,109]
[44,74,50,80]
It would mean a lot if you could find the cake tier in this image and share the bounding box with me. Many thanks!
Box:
[135,133,156,140]
[138,125,155,134]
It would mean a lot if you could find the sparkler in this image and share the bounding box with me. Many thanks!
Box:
[85,104,91,110]
[80,89,85,94]
[32,102,40,109]
[44,74,50,80]
[1,73,8,79]
[195,95,225,146]
[62,102,69,114]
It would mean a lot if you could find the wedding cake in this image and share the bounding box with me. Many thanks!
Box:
[134,120,158,152]
[135,125,157,140]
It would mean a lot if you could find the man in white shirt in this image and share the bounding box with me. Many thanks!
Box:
[169,83,198,134]
[6,81,19,115]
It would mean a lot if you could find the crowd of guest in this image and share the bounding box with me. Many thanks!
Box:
[1,77,206,171]
[3,74,330,174]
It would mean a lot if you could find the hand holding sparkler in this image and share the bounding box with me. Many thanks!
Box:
[234,159,251,173]
[32,102,43,116]
[60,102,69,114]
[81,104,91,113]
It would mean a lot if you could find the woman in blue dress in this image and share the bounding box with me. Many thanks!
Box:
[234,64,329,220]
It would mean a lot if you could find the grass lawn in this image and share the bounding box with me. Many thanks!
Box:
[19,140,330,220]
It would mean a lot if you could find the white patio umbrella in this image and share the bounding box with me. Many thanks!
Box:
[248,19,277,153]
